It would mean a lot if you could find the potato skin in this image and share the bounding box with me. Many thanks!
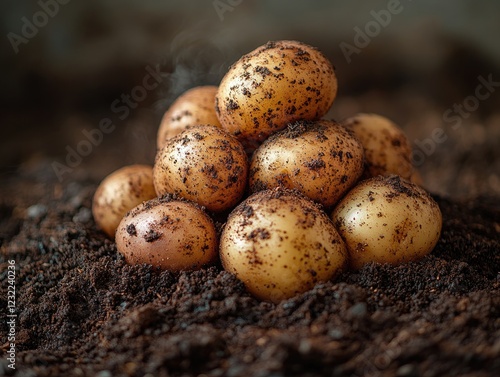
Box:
[92,165,157,238]
[153,125,248,212]
[216,40,338,149]
[249,120,364,208]
[332,175,442,269]
[343,113,413,180]
[116,197,218,271]
[157,86,221,150]
[220,188,347,303]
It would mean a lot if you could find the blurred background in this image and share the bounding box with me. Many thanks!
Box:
[1,0,499,199]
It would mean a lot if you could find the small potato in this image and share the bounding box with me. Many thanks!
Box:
[220,188,347,303]
[249,120,364,208]
[343,113,413,180]
[92,165,157,238]
[157,86,221,149]
[153,125,248,212]
[216,40,337,149]
[116,197,218,271]
[331,175,442,269]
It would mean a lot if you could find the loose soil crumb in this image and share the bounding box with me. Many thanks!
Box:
[0,165,499,377]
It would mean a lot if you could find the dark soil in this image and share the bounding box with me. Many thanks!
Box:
[1,162,499,377]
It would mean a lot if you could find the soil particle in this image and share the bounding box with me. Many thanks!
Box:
[126,223,137,236]
[227,99,239,111]
[384,175,419,199]
[255,66,271,77]
[144,229,162,242]
[304,159,326,170]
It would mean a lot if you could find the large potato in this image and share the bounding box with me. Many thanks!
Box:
[216,40,338,149]
[249,120,364,208]
[332,175,442,269]
[116,197,218,271]
[157,86,221,149]
[220,188,347,303]
[343,113,413,180]
[92,165,157,238]
[153,125,248,212]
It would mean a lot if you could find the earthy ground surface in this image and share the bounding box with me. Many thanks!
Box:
[0,153,499,376]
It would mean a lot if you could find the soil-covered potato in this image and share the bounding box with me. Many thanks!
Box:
[115,196,218,271]
[216,40,337,150]
[249,120,364,208]
[343,113,413,179]
[220,188,347,303]
[332,175,442,269]
[92,165,157,238]
[153,125,248,212]
[157,86,221,150]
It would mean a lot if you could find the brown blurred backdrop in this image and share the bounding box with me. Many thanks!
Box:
[1,0,499,198]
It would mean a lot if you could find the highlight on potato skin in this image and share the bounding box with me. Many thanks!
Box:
[343,113,414,180]
[92,164,157,239]
[157,85,221,150]
[220,188,347,303]
[215,40,338,150]
[115,196,218,271]
[331,175,442,270]
[153,125,249,213]
[249,119,365,208]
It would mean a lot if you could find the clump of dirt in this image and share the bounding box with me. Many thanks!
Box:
[1,164,499,377]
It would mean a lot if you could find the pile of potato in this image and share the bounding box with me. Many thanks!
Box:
[92,40,442,303]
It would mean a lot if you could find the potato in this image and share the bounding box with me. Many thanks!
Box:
[343,113,413,180]
[92,165,157,238]
[157,86,221,150]
[216,40,337,150]
[115,196,218,271]
[153,125,248,212]
[249,120,364,208]
[220,188,347,303]
[331,175,442,269]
